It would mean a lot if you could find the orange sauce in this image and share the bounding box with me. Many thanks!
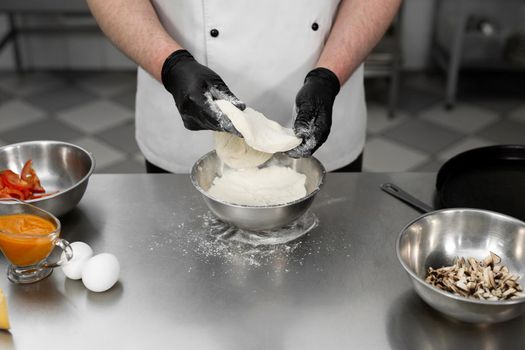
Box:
[0,214,57,266]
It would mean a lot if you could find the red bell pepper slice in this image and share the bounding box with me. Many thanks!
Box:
[21,160,44,193]
[0,186,24,200]
[0,170,32,192]
[0,160,48,200]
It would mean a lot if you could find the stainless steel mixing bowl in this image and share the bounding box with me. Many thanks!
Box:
[0,140,95,217]
[397,208,525,323]
[190,151,325,230]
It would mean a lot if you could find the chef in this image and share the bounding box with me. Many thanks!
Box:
[87,0,401,173]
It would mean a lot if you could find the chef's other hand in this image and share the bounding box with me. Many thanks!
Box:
[161,49,245,134]
[287,67,340,158]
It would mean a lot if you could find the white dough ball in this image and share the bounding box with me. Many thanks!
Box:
[82,253,120,292]
[61,242,94,280]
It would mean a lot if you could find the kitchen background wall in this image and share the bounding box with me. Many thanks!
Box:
[0,0,435,70]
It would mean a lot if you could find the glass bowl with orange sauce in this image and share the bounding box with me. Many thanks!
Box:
[0,200,72,284]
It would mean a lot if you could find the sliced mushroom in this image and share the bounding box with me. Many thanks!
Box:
[425,252,523,301]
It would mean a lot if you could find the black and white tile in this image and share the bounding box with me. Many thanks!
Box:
[0,70,523,173]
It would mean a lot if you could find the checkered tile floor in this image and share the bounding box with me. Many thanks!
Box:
[0,70,523,173]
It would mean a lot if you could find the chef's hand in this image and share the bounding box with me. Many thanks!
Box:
[287,68,340,158]
[161,49,245,134]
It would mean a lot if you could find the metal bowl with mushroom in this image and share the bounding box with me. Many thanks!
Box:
[190,151,325,231]
[397,208,525,323]
[0,140,95,217]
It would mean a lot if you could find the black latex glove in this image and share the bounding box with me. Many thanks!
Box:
[287,67,340,158]
[161,49,245,134]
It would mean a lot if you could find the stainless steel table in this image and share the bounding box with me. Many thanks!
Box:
[1,173,524,349]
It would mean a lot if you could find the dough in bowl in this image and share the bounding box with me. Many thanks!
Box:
[214,132,272,169]
[215,100,301,153]
[209,101,308,206]
[207,166,307,206]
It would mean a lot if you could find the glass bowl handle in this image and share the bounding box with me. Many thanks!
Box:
[44,239,73,268]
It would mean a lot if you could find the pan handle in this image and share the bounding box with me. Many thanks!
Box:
[380,183,434,213]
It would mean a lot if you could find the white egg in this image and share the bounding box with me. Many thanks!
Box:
[81,253,120,293]
[61,242,94,280]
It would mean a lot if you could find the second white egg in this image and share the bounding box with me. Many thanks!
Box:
[82,253,120,293]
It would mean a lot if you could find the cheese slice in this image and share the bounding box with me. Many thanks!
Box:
[0,288,10,330]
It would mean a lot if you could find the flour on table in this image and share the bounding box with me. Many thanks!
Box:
[214,132,272,169]
[207,166,307,206]
[215,100,301,154]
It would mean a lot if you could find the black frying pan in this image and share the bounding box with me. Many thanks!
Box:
[435,144,525,221]
[381,145,525,221]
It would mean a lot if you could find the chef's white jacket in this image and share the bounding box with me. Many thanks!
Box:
[136,0,366,173]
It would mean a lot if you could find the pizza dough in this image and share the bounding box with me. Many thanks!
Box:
[208,101,307,206]
[215,100,302,153]
[207,166,307,206]
[214,132,272,169]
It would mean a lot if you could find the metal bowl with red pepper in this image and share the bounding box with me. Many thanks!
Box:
[0,141,95,217]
